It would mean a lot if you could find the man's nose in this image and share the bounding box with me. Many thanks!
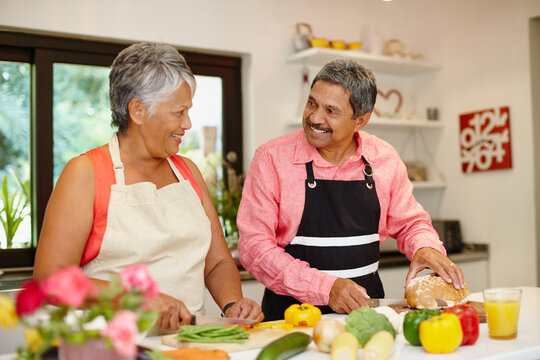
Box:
[308,108,324,124]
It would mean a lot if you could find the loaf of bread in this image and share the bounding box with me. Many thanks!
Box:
[405,274,469,309]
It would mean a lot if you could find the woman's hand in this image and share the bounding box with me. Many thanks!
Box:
[224,298,264,323]
[151,292,193,330]
[406,247,465,289]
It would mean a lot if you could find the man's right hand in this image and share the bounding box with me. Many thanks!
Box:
[328,278,369,313]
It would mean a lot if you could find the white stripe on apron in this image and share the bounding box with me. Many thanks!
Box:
[319,262,380,278]
[290,233,380,247]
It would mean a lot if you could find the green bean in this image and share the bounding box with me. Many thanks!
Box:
[176,325,249,343]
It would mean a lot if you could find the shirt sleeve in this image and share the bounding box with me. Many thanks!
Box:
[383,150,447,259]
[237,149,337,305]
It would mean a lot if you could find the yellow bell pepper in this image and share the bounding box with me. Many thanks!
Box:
[24,328,44,353]
[0,295,18,329]
[284,303,321,327]
[419,313,463,354]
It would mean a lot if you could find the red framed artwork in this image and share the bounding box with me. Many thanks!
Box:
[459,106,512,173]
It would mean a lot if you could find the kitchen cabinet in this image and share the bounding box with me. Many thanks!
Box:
[286,48,446,192]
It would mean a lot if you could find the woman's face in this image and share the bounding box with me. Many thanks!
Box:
[140,82,193,158]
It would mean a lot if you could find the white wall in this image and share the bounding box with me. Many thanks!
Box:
[437,0,540,287]
[1,0,539,288]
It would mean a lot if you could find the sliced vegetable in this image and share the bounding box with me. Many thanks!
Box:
[419,313,463,354]
[403,309,441,346]
[443,304,479,345]
[256,332,312,360]
[253,322,294,331]
[363,330,394,360]
[161,348,229,360]
[176,325,248,343]
[330,331,359,360]
[344,307,396,347]
[313,318,345,353]
[284,303,321,327]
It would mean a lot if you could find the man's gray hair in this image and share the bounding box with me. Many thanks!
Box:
[311,59,377,119]
[109,42,196,133]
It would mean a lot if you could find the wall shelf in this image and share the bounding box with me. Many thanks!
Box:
[286,48,442,75]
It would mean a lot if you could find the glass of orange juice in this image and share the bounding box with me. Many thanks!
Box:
[483,288,522,340]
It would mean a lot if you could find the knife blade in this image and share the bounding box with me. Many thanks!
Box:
[366,298,448,308]
[366,298,409,307]
[190,315,258,326]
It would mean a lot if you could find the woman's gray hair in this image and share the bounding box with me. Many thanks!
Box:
[109,42,196,133]
[311,59,377,119]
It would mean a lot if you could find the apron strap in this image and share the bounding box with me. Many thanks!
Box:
[362,156,375,189]
[109,133,125,185]
[305,161,317,189]
[166,157,184,181]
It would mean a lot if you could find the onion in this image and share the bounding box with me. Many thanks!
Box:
[313,318,345,353]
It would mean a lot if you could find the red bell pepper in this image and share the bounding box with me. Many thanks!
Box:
[443,304,479,345]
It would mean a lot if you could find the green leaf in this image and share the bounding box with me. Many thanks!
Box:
[64,332,87,344]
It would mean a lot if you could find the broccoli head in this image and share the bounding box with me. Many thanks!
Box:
[344,306,396,346]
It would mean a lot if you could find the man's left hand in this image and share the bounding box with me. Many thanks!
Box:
[405,247,465,289]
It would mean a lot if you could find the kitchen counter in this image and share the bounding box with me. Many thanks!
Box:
[140,287,540,360]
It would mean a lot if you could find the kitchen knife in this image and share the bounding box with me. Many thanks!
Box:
[366,298,448,308]
[190,315,258,326]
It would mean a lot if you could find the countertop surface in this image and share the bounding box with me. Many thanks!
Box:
[139,287,540,360]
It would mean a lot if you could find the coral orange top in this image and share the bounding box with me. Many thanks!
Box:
[80,147,202,266]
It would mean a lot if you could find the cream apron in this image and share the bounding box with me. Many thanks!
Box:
[83,134,212,315]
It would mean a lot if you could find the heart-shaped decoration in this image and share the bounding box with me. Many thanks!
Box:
[374,89,403,117]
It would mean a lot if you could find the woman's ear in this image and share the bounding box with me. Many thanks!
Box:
[354,112,372,131]
[127,98,146,125]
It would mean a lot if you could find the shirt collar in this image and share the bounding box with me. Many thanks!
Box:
[293,130,367,166]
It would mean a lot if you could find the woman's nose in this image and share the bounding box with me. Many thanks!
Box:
[182,114,192,130]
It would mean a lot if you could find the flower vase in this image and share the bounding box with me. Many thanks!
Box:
[58,338,134,360]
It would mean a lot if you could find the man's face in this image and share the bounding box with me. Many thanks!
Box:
[302,80,367,152]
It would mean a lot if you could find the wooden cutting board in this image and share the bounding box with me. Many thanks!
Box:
[162,327,313,353]
[467,301,487,323]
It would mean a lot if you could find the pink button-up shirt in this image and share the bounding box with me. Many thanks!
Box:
[237,129,446,306]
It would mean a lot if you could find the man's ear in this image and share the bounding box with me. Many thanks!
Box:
[127,98,146,125]
[354,112,372,131]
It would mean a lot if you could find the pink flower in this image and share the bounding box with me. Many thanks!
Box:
[42,266,96,307]
[100,310,138,357]
[119,265,159,299]
[16,279,46,316]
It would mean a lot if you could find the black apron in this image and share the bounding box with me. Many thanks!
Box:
[262,158,384,321]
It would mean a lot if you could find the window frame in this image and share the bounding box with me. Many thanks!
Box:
[0,30,243,268]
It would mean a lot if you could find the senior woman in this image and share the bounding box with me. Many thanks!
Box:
[34,42,263,330]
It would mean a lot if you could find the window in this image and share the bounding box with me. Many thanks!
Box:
[0,31,243,268]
